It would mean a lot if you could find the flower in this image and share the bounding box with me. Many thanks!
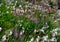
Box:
[19,5,22,7]
[28,9,33,13]
[43,35,48,41]
[8,31,12,36]
[44,22,48,27]
[37,5,42,10]
[40,29,45,33]
[52,6,57,9]
[19,30,24,39]
[34,29,37,33]
[31,17,38,24]
[36,36,40,42]
[43,8,49,12]
[50,37,57,42]
[2,35,6,41]
[30,37,34,42]
[48,7,52,11]
[0,27,2,32]
[15,8,20,14]
[25,14,31,18]
[50,14,56,17]
[41,14,46,21]
[20,9,24,13]
[14,29,18,38]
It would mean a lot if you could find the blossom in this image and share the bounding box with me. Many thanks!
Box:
[20,9,24,13]
[28,9,33,13]
[0,27,2,32]
[8,31,12,36]
[37,5,42,10]
[43,35,48,41]
[15,8,20,14]
[41,14,46,21]
[19,13,23,16]
[14,29,18,38]
[48,7,52,11]
[31,17,38,24]
[52,6,57,9]
[30,37,34,42]
[19,30,24,39]
[43,8,49,12]
[50,37,57,42]
[40,29,45,33]
[36,36,40,42]
[34,29,37,33]
[44,22,48,27]
[25,14,31,18]
[19,5,22,7]
[2,35,6,41]
[50,14,56,16]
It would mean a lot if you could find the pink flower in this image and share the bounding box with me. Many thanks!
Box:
[19,13,23,16]
[25,14,31,18]
[15,8,20,14]
[50,14,57,18]
[50,14,56,16]
[20,9,24,13]
[52,6,57,9]
[14,29,18,38]
[41,16,44,21]
[37,5,42,10]
[41,14,46,21]
[48,7,52,11]
[28,9,33,13]
[43,8,49,12]
[51,8,56,11]
[31,17,38,24]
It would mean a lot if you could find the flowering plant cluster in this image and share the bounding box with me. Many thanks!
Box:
[0,0,60,42]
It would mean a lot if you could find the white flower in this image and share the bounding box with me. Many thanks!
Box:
[50,37,57,42]
[52,33,56,37]
[22,27,25,30]
[36,36,40,42]
[54,19,60,23]
[43,35,48,41]
[30,37,34,42]
[34,29,37,33]
[40,29,45,33]
[20,32,22,35]
[15,1,17,3]
[54,28,58,31]
[37,36,40,39]
[2,35,6,41]
[54,32,57,35]
[19,5,22,7]
[5,30,12,36]
[8,31,12,36]
[20,30,24,35]
[57,10,60,15]
[0,27,2,32]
